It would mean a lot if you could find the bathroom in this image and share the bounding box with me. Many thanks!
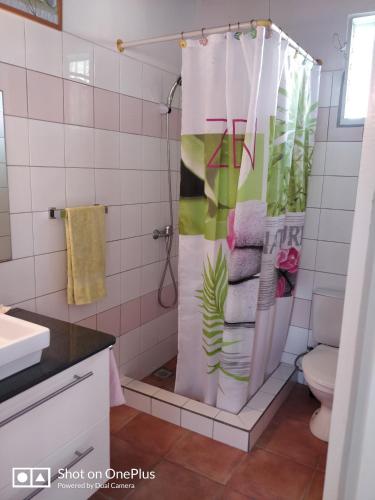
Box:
[0,0,374,498]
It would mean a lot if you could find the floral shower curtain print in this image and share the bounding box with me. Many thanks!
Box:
[175,28,320,413]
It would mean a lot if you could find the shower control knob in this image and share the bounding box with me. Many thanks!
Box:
[152,225,173,239]
[152,229,161,240]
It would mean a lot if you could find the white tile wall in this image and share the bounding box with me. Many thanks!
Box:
[10,213,33,259]
[325,142,362,176]
[4,116,29,165]
[121,205,142,238]
[66,168,96,207]
[213,421,249,451]
[119,327,141,364]
[142,64,163,103]
[94,169,121,205]
[181,410,213,437]
[284,326,309,355]
[7,166,31,213]
[0,10,25,67]
[63,33,94,85]
[29,120,65,167]
[97,273,121,313]
[30,167,66,211]
[121,170,142,204]
[35,251,66,296]
[32,211,66,254]
[311,142,326,175]
[303,208,320,239]
[0,8,181,383]
[318,209,354,243]
[321,176,358,210]
[120,56,143,98]
[315,241,350,275]
[120,133,142,170]
[300,239,317,270]
[306,176,323,207]
[36,289,69,321]
[25,21,62,77]
[94,46,119,93]
[65,125,94,168]
[94,129,120,169]
[152,399,180,425]
[284,69,362,362]
[121,268,141,302]
[318,72,332,107]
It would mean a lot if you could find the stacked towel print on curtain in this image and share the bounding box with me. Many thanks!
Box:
[175,27,321,413]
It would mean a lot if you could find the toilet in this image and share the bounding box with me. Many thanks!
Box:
[302,288,345,442]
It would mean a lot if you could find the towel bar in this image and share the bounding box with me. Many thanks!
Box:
[48,205,109,219]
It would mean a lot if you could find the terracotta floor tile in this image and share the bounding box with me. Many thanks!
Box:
[115,412,187,456]
[141,374,175,391]
[127,460,224,500]
[220,488,256,500]
[89,491,107,499]
[256,417,327,468]
[166,432,245,484]
[110,435,161,473]
[305,470,325,500]
[316,446,328,471]
[164,356,177,371]
[110,405,140,433]
[227,448,314,500]
[277,384,319,424]
[141,356,177,392]
[96,436,161,500]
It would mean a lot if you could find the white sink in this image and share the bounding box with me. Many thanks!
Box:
[0,314,50,380]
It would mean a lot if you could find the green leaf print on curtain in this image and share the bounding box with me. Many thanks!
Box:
[267,63,319,216]
[288,70,318,213]
[196,245,248,382]
[196,246,234,369]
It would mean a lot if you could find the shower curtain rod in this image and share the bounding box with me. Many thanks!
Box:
[116,18,322,65]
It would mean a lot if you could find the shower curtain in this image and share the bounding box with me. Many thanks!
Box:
[175,26,320,413]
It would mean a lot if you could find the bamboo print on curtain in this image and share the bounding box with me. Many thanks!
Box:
[175,27,320,413]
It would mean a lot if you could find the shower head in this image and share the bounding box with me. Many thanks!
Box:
[165,75,182,113]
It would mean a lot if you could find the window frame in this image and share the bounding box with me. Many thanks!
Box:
[339,11,375,127]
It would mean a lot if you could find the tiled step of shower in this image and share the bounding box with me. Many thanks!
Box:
[120,362,297,452]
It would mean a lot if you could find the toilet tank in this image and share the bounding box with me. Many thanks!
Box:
[311,288,345,347]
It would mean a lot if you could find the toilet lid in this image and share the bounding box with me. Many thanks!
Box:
[302,344,338,391]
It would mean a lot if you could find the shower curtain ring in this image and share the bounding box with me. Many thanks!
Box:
[179,32,187,48]
[228,23,231,32]
[249,19,257,38]
[199,27,208,46]
[234,21,241,39]
[294,47,300,59]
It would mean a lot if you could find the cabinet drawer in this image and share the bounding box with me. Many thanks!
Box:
[0,350,109,490]
[1,417,109,500]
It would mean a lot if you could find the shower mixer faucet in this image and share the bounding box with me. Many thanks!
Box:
[152,225,173,240]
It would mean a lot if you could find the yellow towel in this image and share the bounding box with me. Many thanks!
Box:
[64,205,107,305]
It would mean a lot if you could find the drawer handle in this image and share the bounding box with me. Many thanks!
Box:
[24,446,95,499]
[0,371,93,428]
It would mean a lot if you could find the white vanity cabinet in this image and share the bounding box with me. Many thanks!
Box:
[0,348,110,500]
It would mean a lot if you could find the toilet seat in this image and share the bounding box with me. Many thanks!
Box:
[302,344,338,392]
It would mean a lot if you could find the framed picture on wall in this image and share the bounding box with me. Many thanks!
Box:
[0,0,62,30]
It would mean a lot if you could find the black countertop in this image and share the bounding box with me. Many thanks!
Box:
[0,309,115,404]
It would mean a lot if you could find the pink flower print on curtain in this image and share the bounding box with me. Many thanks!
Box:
[275,247,300,298]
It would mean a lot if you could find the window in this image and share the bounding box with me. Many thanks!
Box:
[340,12,375,126]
